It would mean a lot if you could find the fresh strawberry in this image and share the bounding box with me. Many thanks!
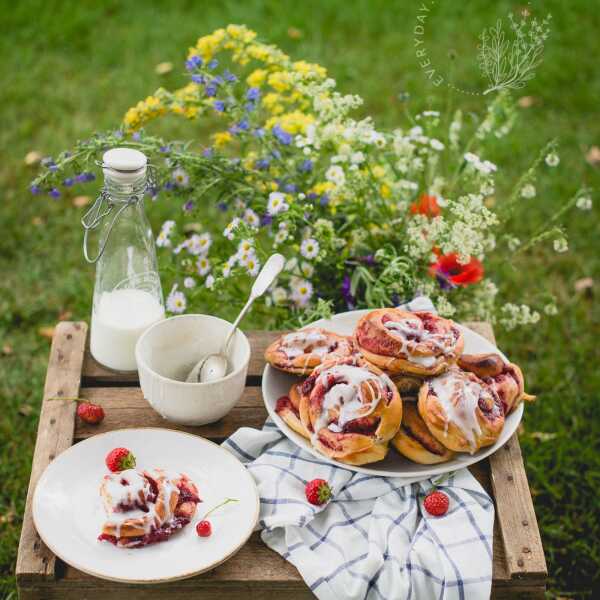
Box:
[196,520,212,537]
[76,401,105,424]
[423,490,449,516]
[105,447,136,472]
[305,478,332,506]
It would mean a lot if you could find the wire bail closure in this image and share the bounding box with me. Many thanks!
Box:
[81,162,155,264]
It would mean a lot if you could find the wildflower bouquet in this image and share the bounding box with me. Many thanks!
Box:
[32,25,591,329]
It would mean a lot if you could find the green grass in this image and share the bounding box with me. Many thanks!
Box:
[1,1,599,597]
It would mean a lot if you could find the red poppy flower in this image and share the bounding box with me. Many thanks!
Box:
[429,253,484,288]
[410,194,441,218]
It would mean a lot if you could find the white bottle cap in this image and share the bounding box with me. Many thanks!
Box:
[102,148,147,184]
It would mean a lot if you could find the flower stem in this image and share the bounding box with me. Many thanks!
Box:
[201,497,238,520]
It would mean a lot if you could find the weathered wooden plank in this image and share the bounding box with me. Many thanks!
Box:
[16,321,88,583]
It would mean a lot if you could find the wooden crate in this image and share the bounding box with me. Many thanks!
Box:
[16,321,547,599]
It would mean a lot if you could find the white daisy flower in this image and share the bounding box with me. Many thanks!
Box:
[576,195,592,210]
[161,220,176,233]
[237,239,254,256]
[244,208,260,228]
[246,256,261,276]
[271,287,288,305]
[234,198,246,210]
[187,232,212,255]
[222,256,236,278]
[166,285,186,314]
[521,184,536,199]
[409,126,423,138]
[183,277,196,288]
[267,192,289,216]
[173,242,186,255]
[300,238,319,260]
[545,152,560,167]
[285,257,298,272]
[430,138,445,151]
[274,230,288,245]
[238,250,255,266]
[172,167,189,188]
[326,165,346,187]
[156,230,171,248]
[464,152,480,164]
[290,278,313,307]
[544,303,558,316]
[205,275,215,289]
[553,238,568,253]
[196,256,211,276]
[350,151,365,164]
[301,261,314,278]
[223,217,241,240]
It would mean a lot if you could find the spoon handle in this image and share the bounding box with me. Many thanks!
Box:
[222,253,285,352]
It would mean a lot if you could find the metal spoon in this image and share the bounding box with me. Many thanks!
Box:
[186,253,285,383]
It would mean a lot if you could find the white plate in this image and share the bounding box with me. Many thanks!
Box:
[33,428,259,583]
[263,309,523,477]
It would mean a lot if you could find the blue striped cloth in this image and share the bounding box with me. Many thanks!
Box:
[223,423,494,600]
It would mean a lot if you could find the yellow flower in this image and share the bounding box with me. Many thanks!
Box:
[267,71,292,92]
[380,184,391,198]
[311,182,335,195]
[266,111,315,135]
[247,68,267,87]
[226,24,256,42]
[262,92,284,115]
[372,165,386,179]
[213,131,233,147]
[292,60,327,79]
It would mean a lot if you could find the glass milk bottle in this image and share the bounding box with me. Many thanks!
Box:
[85,148,165,371]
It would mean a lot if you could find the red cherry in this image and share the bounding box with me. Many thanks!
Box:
[196,520,212,537]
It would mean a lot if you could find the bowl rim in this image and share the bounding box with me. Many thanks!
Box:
[135,313,251,387]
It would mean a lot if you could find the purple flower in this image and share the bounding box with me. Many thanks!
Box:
[113,130,124,139]
[246,87,260,101]
[159,145,171,153]
[253,128,265,138]
[223,70,237,82]
[41,157,54,167]
[191,74,206,84]
[271,149,282,160]
[341,275,356,309]
[49,188,61,199]
[320,194,330,207]
[48,164,58,172]
[255,158,270,170]
[284,183,297,193]
[272,124,292,145]
[212,75,224,86]
[185,55,202,71]
[208,59,218,70]
[238,119,249,131]
[260,214,273,227]
[217,201,228,212]
[183,200,195,212]
[204,84,217,97]
[132,131,142,141]
[30,184,42,195]
[436,273,456,291]
[307,192,319,200]
[75,172,95,183]
[298,159,313,173]
[213,100,226,112]
[359,254,377,266]
[391,293,401,306]
[147,186,158,198]
[63,177,74,187]
[164,181,175,191]
[202,147,213,157]
[244,102,256,112]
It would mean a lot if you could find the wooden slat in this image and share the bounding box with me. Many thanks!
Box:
[464,321,547,582]
[16,322,88,584]
[82,330,282,383]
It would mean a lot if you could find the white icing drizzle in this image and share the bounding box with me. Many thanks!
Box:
[312,364,391,439]
[430,371,494,453]
[102,469,149,513]
[281,330,328,359]
[384,316,455,365]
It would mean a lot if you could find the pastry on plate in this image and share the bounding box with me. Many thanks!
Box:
[458,353,536,415]
[299,356,402,465]
[275,382,310,439]
[417,366,505,454]
[392,401,455,464]
[354,308,464,377]
[99,468,200,548]
[265,327,355,376]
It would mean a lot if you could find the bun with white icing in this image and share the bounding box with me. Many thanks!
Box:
[458,353,535,415]
[392,401,455,464]
[298,356,402,464]
[265,327,355,376]
[417,366,504,454]
[275,382,310,439]
[99,469,200,548]
[354,309,464,377]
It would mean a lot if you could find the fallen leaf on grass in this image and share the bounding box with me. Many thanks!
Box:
[574,277,594,293]
[31,216,44,226]
[529,431,557,442]
[585,145,600,166]
[517,96,537,108]
[287,27,303,39]
[73,195,91,208]
[155,61,173,75]
[24,151,42,165]
[18,404,33,416]
[2,344,13,355]
[38,326,55,340]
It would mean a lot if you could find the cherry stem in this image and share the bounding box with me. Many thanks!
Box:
[201,497,238,520]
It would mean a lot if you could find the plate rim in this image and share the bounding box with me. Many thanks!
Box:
[262,310,523,477]
[32,427,260,584]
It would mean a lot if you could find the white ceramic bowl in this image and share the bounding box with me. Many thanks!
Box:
[135,314,250,425]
